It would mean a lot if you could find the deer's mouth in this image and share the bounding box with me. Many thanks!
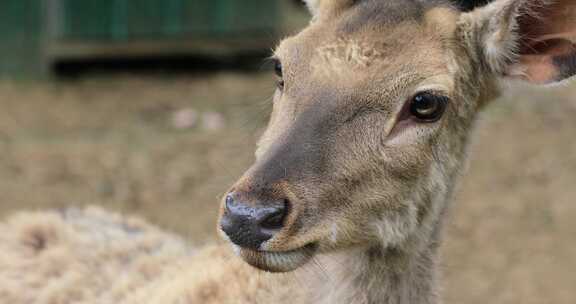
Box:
[232,243,318,273]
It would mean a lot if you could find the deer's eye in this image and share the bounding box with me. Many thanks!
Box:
[409,92,449,122]
[274,59,285,90]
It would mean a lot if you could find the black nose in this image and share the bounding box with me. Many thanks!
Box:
[220,193,287,250]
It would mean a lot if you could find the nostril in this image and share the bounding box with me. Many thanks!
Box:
[225,194,235,210]
[258,199,288,231]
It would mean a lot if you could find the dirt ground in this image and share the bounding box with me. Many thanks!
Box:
[0,74,574,303]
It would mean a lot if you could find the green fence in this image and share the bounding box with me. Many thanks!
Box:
[0,0,283,78]
[0,0,45,78]
[56,0,280,40]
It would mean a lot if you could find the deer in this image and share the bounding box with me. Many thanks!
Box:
[215,0,576,303]
[0,0,574,303]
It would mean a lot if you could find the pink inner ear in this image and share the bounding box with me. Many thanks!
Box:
[511,0,576,84]
[517,0,576,42]
[513,54,560,84]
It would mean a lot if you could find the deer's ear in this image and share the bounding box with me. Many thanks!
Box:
[470,0,576,85]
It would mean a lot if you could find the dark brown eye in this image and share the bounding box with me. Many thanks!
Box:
[409,92,449,122]
[274,60,284,90]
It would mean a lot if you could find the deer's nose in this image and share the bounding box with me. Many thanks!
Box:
[220,193,287,250]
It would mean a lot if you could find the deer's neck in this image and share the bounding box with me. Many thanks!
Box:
[312,238,440,304]
[303,149,464,304]
[308,213,443,304]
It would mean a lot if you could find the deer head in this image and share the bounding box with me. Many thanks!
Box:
[218,0,576,273]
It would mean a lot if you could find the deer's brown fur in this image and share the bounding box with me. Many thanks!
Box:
[217,0,576,303]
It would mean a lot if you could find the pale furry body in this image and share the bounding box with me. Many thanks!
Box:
[0,208,300,304]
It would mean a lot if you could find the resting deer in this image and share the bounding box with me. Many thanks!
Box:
[0,0,574,303]
[216,0,576,303]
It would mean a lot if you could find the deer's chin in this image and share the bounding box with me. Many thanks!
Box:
[233,243,318,273]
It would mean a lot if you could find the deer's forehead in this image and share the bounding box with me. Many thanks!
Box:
[278,25,450,90]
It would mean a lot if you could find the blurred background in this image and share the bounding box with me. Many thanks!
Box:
[0,1,574,303]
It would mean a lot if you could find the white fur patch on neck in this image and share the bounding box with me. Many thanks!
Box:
[373,203,419,247]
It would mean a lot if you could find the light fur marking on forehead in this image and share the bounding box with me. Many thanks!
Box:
[318,38,385,67]
[313,38,388,79]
